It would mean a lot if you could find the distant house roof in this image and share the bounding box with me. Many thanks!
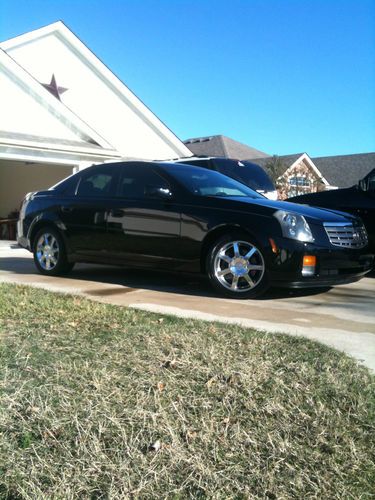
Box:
[184,135,270,160]
[311,153,375,188]
[253,152,375,188]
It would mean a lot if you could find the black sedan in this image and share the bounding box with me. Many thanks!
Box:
[289,168,375,252]
[17,161,373,299]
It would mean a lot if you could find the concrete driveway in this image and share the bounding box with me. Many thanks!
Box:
[1,240,374,370]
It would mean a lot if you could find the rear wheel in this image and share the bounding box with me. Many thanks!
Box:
[206,233,269,298]
[33,227,74,276]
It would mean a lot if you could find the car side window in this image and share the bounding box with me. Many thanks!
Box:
[213,160,234,176]
[119,166,170,199]
[191,160,214,170]
[77,169,117,197]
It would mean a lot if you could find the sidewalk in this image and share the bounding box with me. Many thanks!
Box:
[1,240,374,370]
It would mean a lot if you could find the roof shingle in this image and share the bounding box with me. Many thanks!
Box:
[184,135,269,160]
[311,153,375,187]
[252,154,305,170]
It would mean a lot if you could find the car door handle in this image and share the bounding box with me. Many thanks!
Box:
[61,206,73,213]
[110,209,125,217]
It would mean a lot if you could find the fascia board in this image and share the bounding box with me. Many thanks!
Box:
[281,153,330,186]
[0,49,114,150]
[299,153,330,185]
[59,27,192,157]
[0,143,121,166]
[2,22,191,158]
[0,21,65,50]
[0,134,121,157]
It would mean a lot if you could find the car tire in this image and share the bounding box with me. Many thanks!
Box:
[206,233,269,299]
[33,227,74,276]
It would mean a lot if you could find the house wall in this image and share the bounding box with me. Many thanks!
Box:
[0,65,83,140]
[278,159,325,199]
[0,160,73,217]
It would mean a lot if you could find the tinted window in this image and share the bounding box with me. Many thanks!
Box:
[162,164,262,198]
[120,165,170,199]
[213,159,275,192]
[182,159,214,170]
[77,167,118,197]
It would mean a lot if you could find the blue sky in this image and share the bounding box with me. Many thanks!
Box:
[1,0,374,157]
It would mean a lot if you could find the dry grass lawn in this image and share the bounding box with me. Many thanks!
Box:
[0,283,374,499]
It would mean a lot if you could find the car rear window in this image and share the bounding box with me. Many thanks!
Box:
[213,159,275,192]
[162,164,262,198]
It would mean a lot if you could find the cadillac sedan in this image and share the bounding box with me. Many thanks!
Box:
[17,161,373,298]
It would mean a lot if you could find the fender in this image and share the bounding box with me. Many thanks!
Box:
[27,212,71,253]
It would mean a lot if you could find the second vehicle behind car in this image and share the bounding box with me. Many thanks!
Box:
[288,168,375,252]
[175,156,278,200]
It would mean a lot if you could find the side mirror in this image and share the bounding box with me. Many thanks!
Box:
[145,185,173,199]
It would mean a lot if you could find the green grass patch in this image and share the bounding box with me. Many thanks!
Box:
[0,283,374,498]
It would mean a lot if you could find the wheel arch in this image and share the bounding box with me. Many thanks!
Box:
[200,224,262,273]
[29,218,67,251]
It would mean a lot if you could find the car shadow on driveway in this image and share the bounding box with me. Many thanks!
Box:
[1,254,331,301]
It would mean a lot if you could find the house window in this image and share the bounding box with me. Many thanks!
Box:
[289,176,310,187]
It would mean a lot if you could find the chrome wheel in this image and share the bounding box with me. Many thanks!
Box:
[213,240,265,293]
[36,233,60,271]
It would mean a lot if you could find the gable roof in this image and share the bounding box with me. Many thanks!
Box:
[1,21,191,160]
[252,153,331,187]
[253,152,375,188]
[0,48,114,148]
[312,153,375,188]
[0,47,123,165]
[252,153,305,170]
[184,135,269,160]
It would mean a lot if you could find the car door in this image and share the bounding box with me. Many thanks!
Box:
[58,165,120,259]
[105,163,182,268]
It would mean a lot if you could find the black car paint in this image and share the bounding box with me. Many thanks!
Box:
[288,168,375,252]
[18,161,373,290]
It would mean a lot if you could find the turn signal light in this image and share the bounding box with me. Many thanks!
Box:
[302,255,316,276]
[269,238,278,254]
[303,255,316,266]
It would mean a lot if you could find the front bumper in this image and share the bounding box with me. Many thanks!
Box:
[267,238,374,289]
[17,219,30,250]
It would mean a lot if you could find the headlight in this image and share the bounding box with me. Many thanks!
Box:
[274,210,314,243]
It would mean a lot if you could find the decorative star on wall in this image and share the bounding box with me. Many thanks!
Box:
[41,74,68,101]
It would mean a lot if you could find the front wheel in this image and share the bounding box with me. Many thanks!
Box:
[33,227,74,276]
[206,234,269,299]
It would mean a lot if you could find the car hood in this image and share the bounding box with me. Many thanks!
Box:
[288,187,352,204]
[212,196,358,223]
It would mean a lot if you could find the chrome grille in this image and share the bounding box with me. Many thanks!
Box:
[324,222,368,249]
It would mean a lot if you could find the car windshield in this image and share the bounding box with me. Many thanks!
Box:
[162,164,262,198]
